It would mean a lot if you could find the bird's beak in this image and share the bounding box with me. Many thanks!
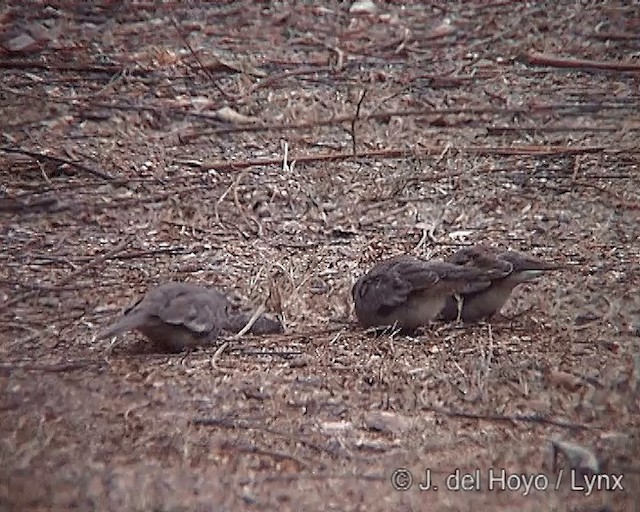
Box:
[515,269,546,281]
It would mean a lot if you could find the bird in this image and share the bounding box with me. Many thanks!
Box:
[439,245,559,323]
[97,282,283,352]
[351,254,508,331]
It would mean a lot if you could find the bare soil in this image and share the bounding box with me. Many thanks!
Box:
[1,2,639,511]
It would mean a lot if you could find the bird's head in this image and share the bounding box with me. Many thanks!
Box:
[498,250,559,282]
[449,245,512,273]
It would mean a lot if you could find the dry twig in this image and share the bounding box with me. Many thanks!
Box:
[0,146,116,182]
[524,50,640,72]
[0,236,133,313]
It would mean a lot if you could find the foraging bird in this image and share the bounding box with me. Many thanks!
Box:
[439,245,559,323]
[97,282,283,352]
[351,254,507,331]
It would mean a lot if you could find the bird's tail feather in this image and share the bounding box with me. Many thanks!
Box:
[97,311,149,340]
[225,312,283,335]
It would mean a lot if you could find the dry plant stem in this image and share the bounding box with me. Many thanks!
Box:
[0,236,134,313]
[181,103,627,141]
[233,304,267,338]
[0,59,130,74]
[487,125,634,135]
[590,31,640,41]
[3,70,126,102]
[0,146,116,181]
[92,246,189,261]
[421,404,596,431]
[574,182,640,210]
[351,89,367,156]
[524,50,640,72]
[232,169,262,235]
[214,179,235,226]
[0,197,62,213]
[233,349,302,357]
[170,17,231,100]
[209,341,229,368]
[221,441,311,470]
[433,143,452,165]
[0,359,107,374]
[242,66,335,98]
[192,417,337,457]
[204,145,607,172]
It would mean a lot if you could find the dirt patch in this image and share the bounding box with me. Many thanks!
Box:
[1,2,639,511]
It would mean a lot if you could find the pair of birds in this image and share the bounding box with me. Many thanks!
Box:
[352,244,558,331]
[98,245,557,351]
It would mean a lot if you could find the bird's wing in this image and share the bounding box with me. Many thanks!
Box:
[157,288,229,334]
[354,256,440,311]
[445,247,514,290]
[141,282,210,306]
[97,282,230,339]
[424,260,510,284]
[391,257,443,290]
[455,279,495,294]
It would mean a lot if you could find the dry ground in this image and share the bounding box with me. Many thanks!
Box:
[1,2,640,511]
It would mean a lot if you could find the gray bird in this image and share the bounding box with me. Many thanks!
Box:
[97,282,282,352]
[351,255,507,331]
[439,245,559,323]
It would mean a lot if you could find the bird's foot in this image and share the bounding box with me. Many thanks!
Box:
[498,306,534,323]
[454,293,464,324]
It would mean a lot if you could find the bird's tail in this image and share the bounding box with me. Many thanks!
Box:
[250,314,284,335]
[225,312,283,335]
[96,311,149,340]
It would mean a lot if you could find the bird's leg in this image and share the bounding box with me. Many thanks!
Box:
[455,293,464,323]
[179,348,193,362]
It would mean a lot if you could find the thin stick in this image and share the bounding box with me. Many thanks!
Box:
[524,50,640,72]
[351,89,367,156]
[179,103,629,141]
[232,168,261,235]
[191,145,608,172]
[233,304,267,338]
[170,18,231,99]
[0,146,116,181]
[210,341,229,368]
[220,440,310,469]
[0,236,133,313]
[421,404,597,430]
[0,359,106,374]
[192,417,337,456]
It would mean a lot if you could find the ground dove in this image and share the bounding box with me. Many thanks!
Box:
[351,254,507,331]
[439,245,560,323]
[97,282,282,352]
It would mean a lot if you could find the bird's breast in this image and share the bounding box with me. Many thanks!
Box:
[364,290,446,330]
[461,282,514,322]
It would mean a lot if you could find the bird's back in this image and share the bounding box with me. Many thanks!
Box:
[352,255,501,329]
